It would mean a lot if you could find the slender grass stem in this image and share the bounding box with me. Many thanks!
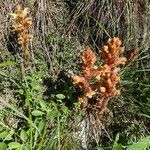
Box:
[37,123,47,150]
[57,115,61,150]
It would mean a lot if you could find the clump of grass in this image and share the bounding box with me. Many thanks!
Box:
[66,0,149,52]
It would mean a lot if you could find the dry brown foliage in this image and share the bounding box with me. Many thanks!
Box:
[126,48,138,64]
[72,37,127,115]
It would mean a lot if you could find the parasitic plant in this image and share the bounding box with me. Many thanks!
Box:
[10,5,32,65]
[72,37,127,115]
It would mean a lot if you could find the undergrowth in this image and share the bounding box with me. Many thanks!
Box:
[0,0,149,150]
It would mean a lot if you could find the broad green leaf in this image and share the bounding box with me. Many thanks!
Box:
[31,110,45,116]
[0,131,9,139]
[55,94,65,100]
[21,144,30,150]
[20,129,28,142]
[39,100,47,111]
[46,109,60,120]
[4,131,13,141]
[127,136,150,150]
[8,142,21,149]
[0,142,7,150]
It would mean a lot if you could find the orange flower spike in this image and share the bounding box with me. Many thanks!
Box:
[72,75,83,84]
[82,47,96,69]
[72,75,95,99]
[118,57,127,65]
[107,78,112,88]
[24,17,32,27]
[100,87,106,93]
[11,5,32,64]
[111,88,120,96]
[86,90,95,98]
[73,37,128,112]
[21,8,29,19]
[107,37,122,54]
[110,73,120,83]
[16,5,22,13]
[78,96,88,108]
[18,37,24,45]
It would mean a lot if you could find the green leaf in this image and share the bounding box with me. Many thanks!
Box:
[4,130,14,141]
[113,144,122,150]
[113,133,122,150]
[8,142,21,149]
[139,113,150,119]
[31,110,45,116]
[38,120,45,131]
[21,144,30,150]
[20,129,28,142]
[0,142,7,150]
[61,105,68,114]
[127,136,150,150]
[31,82,40,91]
[33,130,39,147]
[46,110,54,120]
[0,131,9,139]
[0,126,4,132]
[39,100,47,111]
[0,61,16,67]
[55,94,65,100]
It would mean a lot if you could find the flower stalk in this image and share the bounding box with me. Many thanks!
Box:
[10,5,32,65]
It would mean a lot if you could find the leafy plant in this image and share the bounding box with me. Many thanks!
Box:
[112,134,150,150]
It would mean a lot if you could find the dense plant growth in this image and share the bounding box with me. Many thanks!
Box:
[0,1,149,150]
